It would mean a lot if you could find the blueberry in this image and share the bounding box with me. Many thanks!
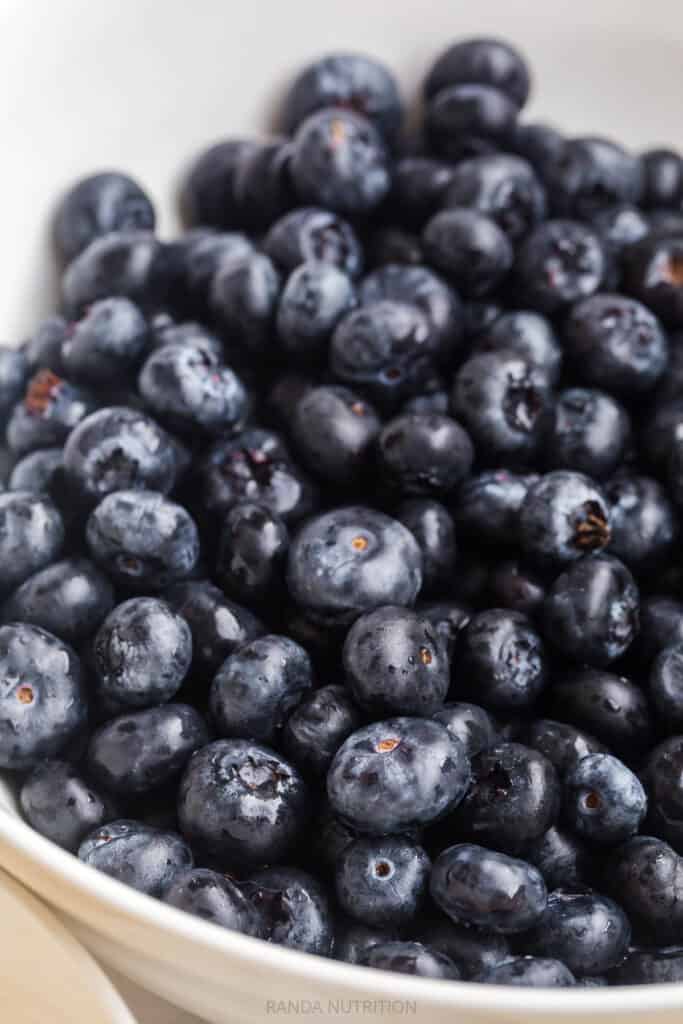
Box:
[609,836,683,944]
[9,448,63,493]
[640,398,683,477]
[6,369,97,456]
[650,644,683,729]
[667,438,683,509]
[276,263,356,362]
[20,761,116,852]
[456,743,560,851]
[216,502,289,607]
[343,605,449,716]
[430,843,547,933]
[290,387,380,485]
[528,888,634,974]
[61,297,149,386]
[61,232,163,316]
[329,301,438,411]
[149,316,224,360]
[432,702,497,759]
[209,252,281,357]
[524,827,591,890]
[177,739,310,869]
[54,172,155,263]
[590,203,650,277]
[622,234,683,327]
[181,139,259,229]
[282,685,361,777]
[210,634,312,743]
[445,155,546,241]
[264,207,363,279]
[0,348,28,424]
[138,343,249,437]
[359,940,460,979]
[418,601,471,660]
[564,293,668,396]
[515,220,605,314]
[423,208,513,297]
[487,560,546,617]
[281,53,402,145]
[376,413,473,497]
[473,310,561,384]
[396,499,457,596]
[0,491,64,595]
[544,137,643,219]
[543,554,639,667]
[425,85,518,162]
[162,867,264,937]
[87,704,208,798]
[424,38,531,108]
[0,623,86,770]
[290,109,391,215]
[200,429,317,524]
[524,720,607,778]
[63,406,179,504]
[358,264,463,359]
[473,957,575,987]
[2,558,114,645]
[86,489,200,589]
[163,579,264,672]
[390,157,455,228]
[174,230,254,316]
[608,946,683,985]
[327,717,470,834]
[545,388,630,480]
[451,351,552,465]
[417,917,511,979]
[24,315,68,374]
[564,753,647,844]
[368,227,424,267]
[78,819,192,896]
[336,836,430,928]
[605,474,675,573]
[334,918,398,965]
[456,611,548,710]
[231,138,296,232]
[519,471,611,568]
[93,597,193,708]
[247,867,333,956]
[513,122,565,176]
[550,669,653,760]
[454,470,537,546]
[287,507,422,627]
[638,596,683,667]
[640,737,683,850]
[640,148,683,209]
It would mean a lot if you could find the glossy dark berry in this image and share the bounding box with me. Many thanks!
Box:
[544,554,639,667]
[456,610,548,710]
[162,867,264,937]
[637,596,683,667]
[524,720,607,778]
[290,386,380,485]
[452,351,551,466]
[419,601,471,660]
[550,669,653,760]
[473,956,575,987]
[519,471,611,568]
[78,819,192,896]
[640,737,683,850]
[287,506,422,627]
[276,263,356,362]
[376,413,473,498]
[609,836,683,944]
[396,499,456,596]
[424,38,531,108]
[544,137,643,219]
[650,644,683,729]
[425,85,517,162]
[515,219,605,313]
[177,739,310,869]
[343,605,449,716]
[608,946,683,985]
[264,207,363,279]
[524,827,591,890]
[564,293,668,395]
[334,918,398,965]
[367,227,423,267]
[417,917,511,979]
[63,406,179,504]
[54,172,155,262]
[61,297,148,386]
[473,310,561,383]
[423,208,513,297]
[181,139,258,229]
[564,753,647,844]
[20,760,116,852]
[622,234,683,327]
[336,836,431,928]
[327,717,470,834]
[163,579,264,673]
[432,702,497,759]
[640,398,683,477]
[290,109,391,215]
[454,470,537,546]
[456,742,560,851]
[513,122,565,176]
[216,502,289,606]
[6,369,97,456]
[487,560,546,617]
[230,138,296,232]
[605,474,675,573]
[61,231,163,316]
[2,557,114,645]
[445,155,546,242]
[210,634,312,743]
[0,623,86,771]
[174,230,253,315]
[640,148,683,209]
[24,315,68,374]
[282,684,361,777]
[281,53,402,144]
[247,867,333,956]
[0,490,64,596]
[209,252,281,357]
[359,940,460,979]
[8,447,63,493]
[430,843,547,933]
[545,388,630,480]
[390,157,455,228]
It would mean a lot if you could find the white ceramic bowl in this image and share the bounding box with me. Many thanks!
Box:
[2,1,683,1020]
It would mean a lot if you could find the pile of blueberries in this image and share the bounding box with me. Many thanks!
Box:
[3,36,683,990]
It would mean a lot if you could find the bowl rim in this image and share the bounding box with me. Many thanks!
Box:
[1,808,683,1014]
